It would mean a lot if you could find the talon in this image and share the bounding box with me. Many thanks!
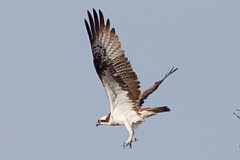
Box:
[123,138,138,149]
[123,142,132,149]
[129,144,132,149]
[123,142,126,148]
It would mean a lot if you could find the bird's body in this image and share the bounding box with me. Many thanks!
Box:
[85,9,177,148]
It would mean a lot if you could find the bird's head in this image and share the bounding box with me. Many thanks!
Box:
[96,114,110,126]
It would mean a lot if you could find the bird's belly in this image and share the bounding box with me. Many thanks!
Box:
[112,110,144,126]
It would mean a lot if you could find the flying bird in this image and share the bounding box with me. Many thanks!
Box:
[84,9,178,148]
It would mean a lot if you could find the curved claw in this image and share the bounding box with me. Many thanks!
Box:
[123,138,138,149]
[123,142,132,149]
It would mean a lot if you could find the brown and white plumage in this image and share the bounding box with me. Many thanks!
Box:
[85,9,178,148]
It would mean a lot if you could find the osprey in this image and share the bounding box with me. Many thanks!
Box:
[85,9,177,148]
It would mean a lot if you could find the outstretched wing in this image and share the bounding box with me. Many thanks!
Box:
[136,67,178,107]
[85,9,141,112]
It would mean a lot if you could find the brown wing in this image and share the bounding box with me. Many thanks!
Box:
[136,67,178,107]
[84,9,141,104]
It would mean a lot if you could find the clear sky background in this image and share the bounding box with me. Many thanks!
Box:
[1,0,240,159]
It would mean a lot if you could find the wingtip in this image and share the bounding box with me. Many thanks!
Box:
[87,10,93,21]
[87,10,91,15]
[171,67,178,73]
[106,19,110,26]
[99,9,103,16]
[92,9,98,18]
[110,28,115,35]
[99,9,105,27]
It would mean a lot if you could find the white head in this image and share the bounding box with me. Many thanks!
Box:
[96,114,110,126]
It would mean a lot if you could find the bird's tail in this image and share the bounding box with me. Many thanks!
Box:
[139,106,170,118]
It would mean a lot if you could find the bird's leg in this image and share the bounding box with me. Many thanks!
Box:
[123,120,138,149]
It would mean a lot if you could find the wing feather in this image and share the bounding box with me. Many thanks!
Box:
[85,9,141,111]
[136,67,178,107]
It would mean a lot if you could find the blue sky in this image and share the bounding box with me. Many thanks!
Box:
[1,0,240,159]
